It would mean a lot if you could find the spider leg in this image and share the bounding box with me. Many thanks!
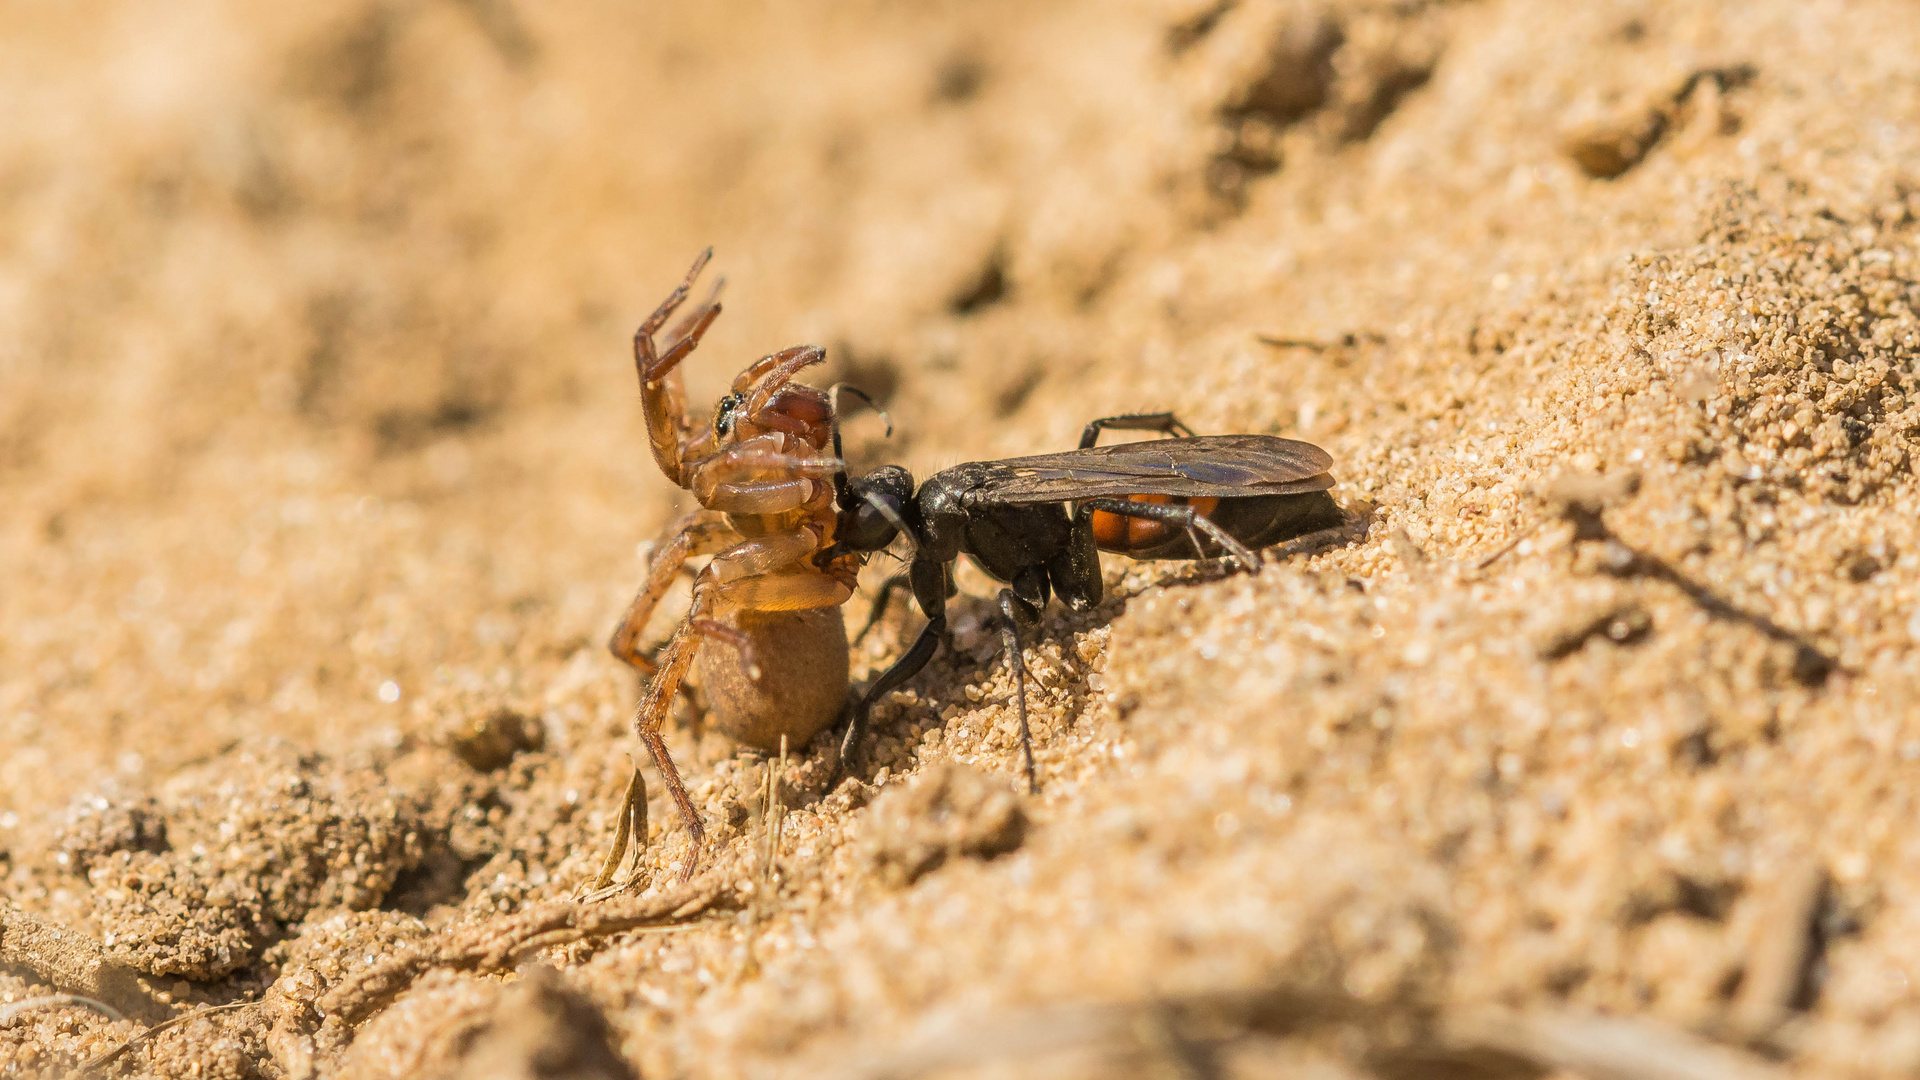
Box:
[730,344,824,396]
[608,509,739,681]
[622,531,855,885]
[689,452,844,516]
[638,251,724,486]
[660,272,725,357]
[647,304,722,386]
[688,443,844,481]
[741,346,827,414]
[636,248,711,343]
[630,578,730,884]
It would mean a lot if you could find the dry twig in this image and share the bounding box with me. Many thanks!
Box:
[1531,470,1837,682]
[1448,1008,1789,1080]
[0,901,167,1020]
[81,1000,255,1073]
[1730,857,1830,1043]
[805,986,1381,1080]
[0,993,125,1026]
[799,984,1793,1080]
[1253,331,1386,351]
[316,882,722,1025]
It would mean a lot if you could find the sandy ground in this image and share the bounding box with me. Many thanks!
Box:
[5,0,1920,1076]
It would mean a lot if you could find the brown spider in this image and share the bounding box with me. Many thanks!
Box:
[594,250,862,891]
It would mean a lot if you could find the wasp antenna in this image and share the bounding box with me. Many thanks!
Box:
[826,383,862,506]
[863,490,919,558]
[830,424,850,508]
[829,383,892,438]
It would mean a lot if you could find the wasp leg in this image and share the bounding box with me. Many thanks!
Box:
[838,557,948,779]
[1077,412,1197,449]
[994,600,1039,795]
[838,612,944,779]
[1077,497,1262,572]
[994,567,1049,795]
[852,572,912,646]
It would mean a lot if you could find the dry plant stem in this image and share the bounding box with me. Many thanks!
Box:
[741,738,788,980]
[814,985,1792,1080]
[1128,1005,1207,1080]
[0,993,125,1026]
[1252,330,1385,350]
[817,985,1388,1080]
[1473,517,1541,570]
[1730,857,1830,1042]
[762,735,788,889]
[316,882,721,1026]
[1448,1009,1790,1080]
[0,902,167,1019]
[82,1000,255,1073]
[585,765,650,897]
[1389,526,1428,578]
[1565,507,1838,681]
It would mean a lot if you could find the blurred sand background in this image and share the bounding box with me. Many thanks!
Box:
[5,0,1920,1076]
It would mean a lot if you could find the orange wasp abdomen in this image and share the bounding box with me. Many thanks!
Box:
[1089,493,1221,553]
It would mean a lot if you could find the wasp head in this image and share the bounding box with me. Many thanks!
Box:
[837,465,915,554]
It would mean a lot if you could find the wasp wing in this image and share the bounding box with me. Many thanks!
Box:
[954,435,1335,504]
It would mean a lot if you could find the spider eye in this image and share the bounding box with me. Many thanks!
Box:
[713,393,745,436]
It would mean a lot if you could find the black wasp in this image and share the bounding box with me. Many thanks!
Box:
[825,413,1342,791]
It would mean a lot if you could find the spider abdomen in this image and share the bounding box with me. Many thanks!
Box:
[694,607,849,752]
